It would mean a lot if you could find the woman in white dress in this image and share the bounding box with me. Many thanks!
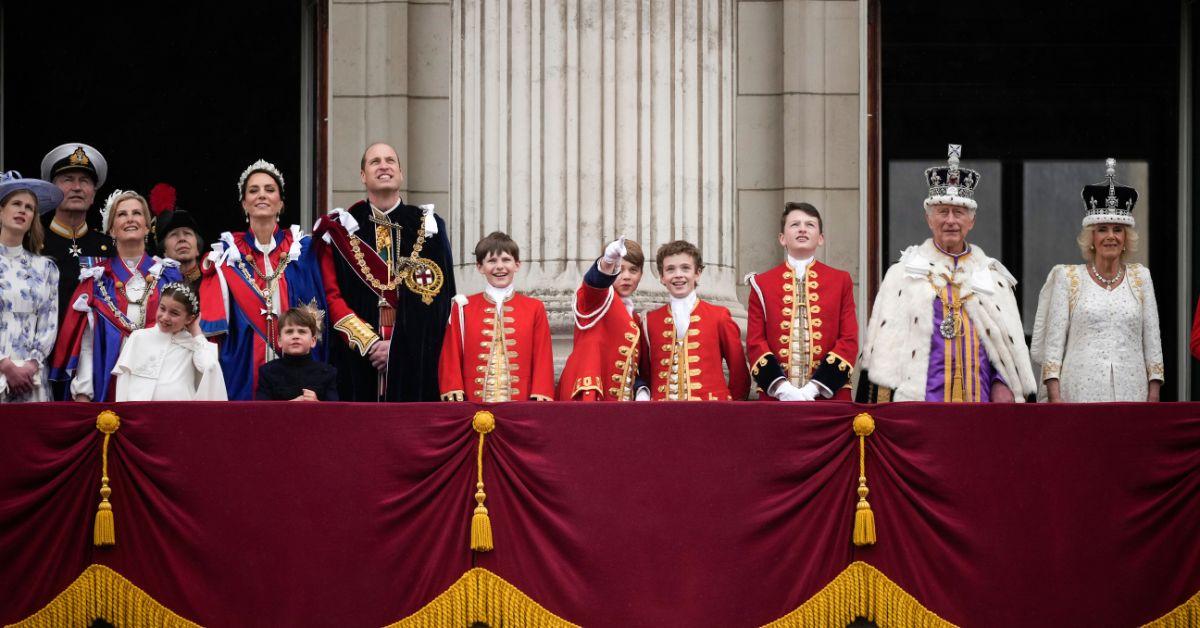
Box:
[1031,159,1163,402]
[0,172,63,402]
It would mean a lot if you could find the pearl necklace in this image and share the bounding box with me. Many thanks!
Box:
[1089,263,1124,289]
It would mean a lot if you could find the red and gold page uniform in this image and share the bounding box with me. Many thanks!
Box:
[558,266,648,401]
[746,260,858,400]
[643,299,750,401]
[439,292,555,401]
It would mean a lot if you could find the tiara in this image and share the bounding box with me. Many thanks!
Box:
[100,189,128,231]
[162,282,200,313]
[237,159,285,199]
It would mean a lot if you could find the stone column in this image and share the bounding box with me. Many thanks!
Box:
[735,0,862,311]
[451,0,740,359]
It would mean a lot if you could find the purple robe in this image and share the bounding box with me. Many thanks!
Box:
[924,246,1003,402]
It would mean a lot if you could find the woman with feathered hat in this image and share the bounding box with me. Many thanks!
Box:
[1030,159,1163,402]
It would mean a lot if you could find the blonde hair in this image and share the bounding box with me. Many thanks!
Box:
[0,189,45,254]
[1076,224,1139,262]
[104,191,151,235]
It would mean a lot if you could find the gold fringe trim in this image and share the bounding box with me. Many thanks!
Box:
[6,564,200,628]
[1143,589,1200,627]
[762,561,956,628]
[385,567,578,628]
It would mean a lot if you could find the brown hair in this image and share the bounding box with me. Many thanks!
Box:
[280,306,321,337]
[474,231,521,264]
[781,201,823,234]
[623,239,645,270]
[160,283,200,317]
[655,240,704,275]
[0,189,45,254]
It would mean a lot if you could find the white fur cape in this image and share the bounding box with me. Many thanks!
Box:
[859,239,1036,401]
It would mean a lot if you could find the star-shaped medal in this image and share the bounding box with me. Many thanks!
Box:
[68,243,82,257]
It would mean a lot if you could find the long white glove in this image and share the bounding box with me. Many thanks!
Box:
[602,236,627,264]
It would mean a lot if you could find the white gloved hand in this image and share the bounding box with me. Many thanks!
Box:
[634,387,651,401]
[602,236,628,264]
[774,381,813,402]
[798,381,821,401]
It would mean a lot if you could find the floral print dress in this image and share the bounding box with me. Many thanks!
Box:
[0,244,59,402]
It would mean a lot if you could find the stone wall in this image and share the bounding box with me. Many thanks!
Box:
[329,0,864,362]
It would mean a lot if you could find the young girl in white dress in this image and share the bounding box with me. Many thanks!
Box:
[113,283,227,401]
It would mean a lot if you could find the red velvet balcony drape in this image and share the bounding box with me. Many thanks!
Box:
[2,401,1198,626]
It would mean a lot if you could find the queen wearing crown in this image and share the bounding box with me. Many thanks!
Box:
[50,190,184,401]
[857,144,1036,403]
[198,159,332,400]
[1030,159,1164,402]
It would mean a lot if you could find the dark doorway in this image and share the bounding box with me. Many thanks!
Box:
[882,1,1182,399]
[2,2,308,249]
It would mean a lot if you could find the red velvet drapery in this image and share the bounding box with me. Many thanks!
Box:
[2,401,1198,626]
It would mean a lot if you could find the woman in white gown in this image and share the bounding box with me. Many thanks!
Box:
[1031,159,1163,402]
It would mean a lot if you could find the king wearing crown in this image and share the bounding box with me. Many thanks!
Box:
[857,144,1035,403]
[312,143,456,401]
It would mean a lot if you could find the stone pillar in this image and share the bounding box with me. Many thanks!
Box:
[735,0,862,308]
[451,0,740,359]
[329,0,452,215]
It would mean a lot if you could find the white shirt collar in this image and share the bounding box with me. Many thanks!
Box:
[484,284,515,304]
[370,198,403,218]
[787,254,814,272]
[620,295,635,317]
[254,237,277,254]
[668,291,698,336]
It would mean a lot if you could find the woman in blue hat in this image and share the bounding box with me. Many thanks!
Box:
[0,171,64,402]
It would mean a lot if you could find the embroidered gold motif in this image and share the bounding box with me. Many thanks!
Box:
[333,314,380,356]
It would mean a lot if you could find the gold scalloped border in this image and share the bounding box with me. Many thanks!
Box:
[385,567,578,628]
[6,564,200,628]
[1143,589,1200,627]
[761,561,956,628]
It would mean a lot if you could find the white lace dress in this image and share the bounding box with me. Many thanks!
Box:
[0,244,60,402]
[1030,264,1164,402]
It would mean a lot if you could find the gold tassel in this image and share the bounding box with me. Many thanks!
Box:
[470,411,496,552]
[94,410,121,547]
[852,412,876,546]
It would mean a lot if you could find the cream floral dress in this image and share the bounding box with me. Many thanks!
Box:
[0,244,60,402]
[1030,263,1164,402]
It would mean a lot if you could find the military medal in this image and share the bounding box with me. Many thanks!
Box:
[68,242,82,257]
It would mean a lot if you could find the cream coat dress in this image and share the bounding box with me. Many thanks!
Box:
[1030,264,1163,402]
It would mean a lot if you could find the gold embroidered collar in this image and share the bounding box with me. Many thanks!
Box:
[49,218,89,239]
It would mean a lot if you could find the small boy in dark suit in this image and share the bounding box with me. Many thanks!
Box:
[256,306,338,401]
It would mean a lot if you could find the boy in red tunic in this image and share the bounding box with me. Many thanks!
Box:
[439,232,554,401]
[558,237,651,401]
[745,202,858,401]
[643,240,749,400]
